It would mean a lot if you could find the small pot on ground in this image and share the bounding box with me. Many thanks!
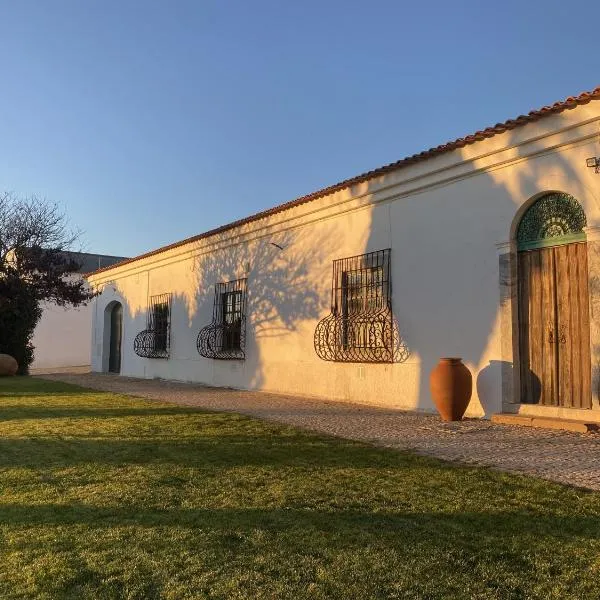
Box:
[429,357,472,421]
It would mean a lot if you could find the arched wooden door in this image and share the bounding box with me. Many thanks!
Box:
[517,193,591,408]
[108,302,123,374]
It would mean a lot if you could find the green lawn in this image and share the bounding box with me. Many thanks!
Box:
[0,378,599,599]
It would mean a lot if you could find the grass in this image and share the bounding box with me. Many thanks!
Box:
[0,378,599,599]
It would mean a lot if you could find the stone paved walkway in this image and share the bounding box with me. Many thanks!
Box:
[39,372,600,491]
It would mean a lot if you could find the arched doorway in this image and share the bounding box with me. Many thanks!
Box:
[108,302,123,374]
[517,192,591,408]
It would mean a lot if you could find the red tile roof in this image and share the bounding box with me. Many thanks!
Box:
[88,85,600,277]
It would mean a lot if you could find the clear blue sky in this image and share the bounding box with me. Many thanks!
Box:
[0,0,596,257]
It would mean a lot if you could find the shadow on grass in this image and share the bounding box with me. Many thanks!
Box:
[0,435,412,469]
[0,406,207,421]
[0,502,598,542]
[0,377,95,397]
[0,391,104,398]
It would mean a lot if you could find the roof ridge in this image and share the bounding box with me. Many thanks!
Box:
[88,85,600,278]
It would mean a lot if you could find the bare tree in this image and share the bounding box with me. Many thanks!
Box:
[0,193,94,373]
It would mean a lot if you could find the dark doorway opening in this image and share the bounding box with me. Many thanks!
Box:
[108,302,123,374]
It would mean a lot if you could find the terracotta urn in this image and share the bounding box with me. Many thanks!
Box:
[429,358,472,421]
[0,354,18,376]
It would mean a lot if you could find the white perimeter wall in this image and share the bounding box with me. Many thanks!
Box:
[88,102,600,417]
[31,294,92,371]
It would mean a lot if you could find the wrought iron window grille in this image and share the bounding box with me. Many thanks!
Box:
[133,293,172,359]
[314,249,409,363]
[197,278,247,360]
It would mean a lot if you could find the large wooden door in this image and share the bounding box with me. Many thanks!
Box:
[518,243,591,407]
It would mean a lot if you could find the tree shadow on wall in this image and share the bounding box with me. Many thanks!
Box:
[109,112,598,412]
[186,225,345,390]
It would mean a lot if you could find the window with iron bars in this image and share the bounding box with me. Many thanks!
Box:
[150,297,170,353]
[133,293,172,359]
[221,289,243,351]
[314,249,402,363]
[197,279,247,359]
[342,265,387,349]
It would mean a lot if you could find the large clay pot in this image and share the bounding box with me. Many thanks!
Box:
[0,354,18,376]
[429,358,472,421]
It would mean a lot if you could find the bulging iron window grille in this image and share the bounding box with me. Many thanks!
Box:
[133,293,172,359]
[314,249,408,363]
[197,278,247,360]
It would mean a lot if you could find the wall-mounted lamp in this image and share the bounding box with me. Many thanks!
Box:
[586,156,600,173]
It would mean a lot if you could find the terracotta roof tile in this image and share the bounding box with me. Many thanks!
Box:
[88,85,600,277]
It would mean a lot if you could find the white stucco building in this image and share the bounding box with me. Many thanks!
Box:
[87,86,600,420]
[31,252,126,373]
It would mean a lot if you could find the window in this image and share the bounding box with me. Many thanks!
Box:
[342,266,386,349]
[133,293,172,359]
[197,279,247,360]
[315,249,406,363]
[221,290,243,351]
[150,297,170,353]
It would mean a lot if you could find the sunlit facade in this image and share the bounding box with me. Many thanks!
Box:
[87,88,600,419]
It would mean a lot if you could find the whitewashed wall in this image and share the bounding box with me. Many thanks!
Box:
[31,279,92,372]
[31,255,126,373]
[89,102,600,417]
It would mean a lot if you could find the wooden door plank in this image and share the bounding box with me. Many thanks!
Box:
[530,250,545,405]
[576,244,592,408]
[556,244,573,408]
[518,252,532,403]
[541,247,558,406]
[570,244,582,408]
